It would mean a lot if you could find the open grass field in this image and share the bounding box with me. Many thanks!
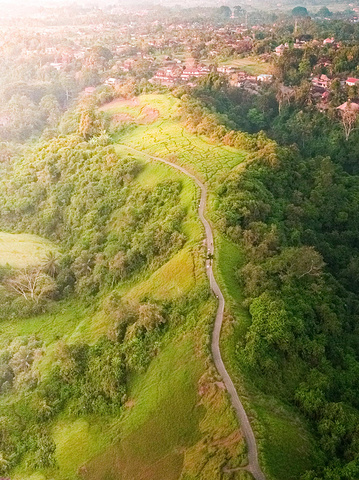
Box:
[0,232,57,268]
[106,94,247,185]
[219,57,272,75]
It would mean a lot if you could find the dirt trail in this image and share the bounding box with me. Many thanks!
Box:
[124,145,266,480]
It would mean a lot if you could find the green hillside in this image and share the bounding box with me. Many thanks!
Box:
[0,117,245,480]
[0,91,321,480]
[99,92,319,480]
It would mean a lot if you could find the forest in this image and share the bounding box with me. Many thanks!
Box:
[174,70,359,479]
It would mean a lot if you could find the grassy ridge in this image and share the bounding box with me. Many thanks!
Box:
[77,147,245,480]
[104,93,320,480]
[104,94,247,184]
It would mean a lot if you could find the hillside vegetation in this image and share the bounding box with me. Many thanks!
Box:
[2,86,354,480]
[0,102,246,480]
[99,92,320,480]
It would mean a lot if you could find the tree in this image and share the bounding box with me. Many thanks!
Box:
[39,95,61,127]
[109,251,128,282]
[42,251,60,278]
[218,6,231,19]
[338,101,359,140]
[276,85,295,112]
[0,452,9,474]
[233,5,244,18]
[138,303,165,331]
[7,268,56,304]
[317,6,332,18]
[292,6,308,17]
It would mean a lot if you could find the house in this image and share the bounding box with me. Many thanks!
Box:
[105,78,119,86]
[50,62,64,71]
[84,87,96,96]
[151,66,182,86]
[122,58,135,72]
[322,90,330,103]
[293,39,307,49]
[180,66,210,80]
[337,101,359,112]
[346,77,359,86]
[257,74,273,83]
[274,43,289,56]
[312,74,331,89]
[323,37,335,45]
[217,66,236,75]
[45,47,57,55]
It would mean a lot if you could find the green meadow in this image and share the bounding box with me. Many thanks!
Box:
[215,57,273,76]
[0,232,57,268]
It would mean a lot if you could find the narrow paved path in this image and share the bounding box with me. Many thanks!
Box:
[124,146,266,480]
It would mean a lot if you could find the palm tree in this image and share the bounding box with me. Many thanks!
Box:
[42,251,60,278]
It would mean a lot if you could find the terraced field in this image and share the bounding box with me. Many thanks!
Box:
[102,94,247,185]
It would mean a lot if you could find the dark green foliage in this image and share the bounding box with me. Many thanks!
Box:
[292,6,309,17]
[218,6,232,19]
[217,148,359,478]
[0,135,187,297]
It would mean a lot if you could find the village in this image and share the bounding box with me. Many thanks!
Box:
[2,2,359,138]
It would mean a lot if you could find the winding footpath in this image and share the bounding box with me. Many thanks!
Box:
[124,146,266,480]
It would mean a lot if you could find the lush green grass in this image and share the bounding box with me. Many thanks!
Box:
[0,300,88,349]
[53,419,113,478]
[218,57,272,75]
[84,300,244,480]
[0,232,57,268]
[109,94,247,185]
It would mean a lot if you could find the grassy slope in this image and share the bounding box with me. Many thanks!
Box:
[0,232,57,268]
[8,145,242,480]
[102,94,246,185]
[104,93,319,480]
[77,144,245,480]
